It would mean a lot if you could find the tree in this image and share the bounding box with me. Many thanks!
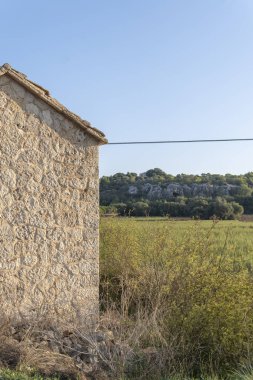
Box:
[187,198,210,219]
[210,197,243,220]
[112,203,127,216]
[235,196,253,214]
[230,202,244,218]
[132,202,150,216]
[145,168,166,178]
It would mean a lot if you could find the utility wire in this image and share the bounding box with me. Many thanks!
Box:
[107,138,253,145]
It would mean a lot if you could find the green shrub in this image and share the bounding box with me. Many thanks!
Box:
[0,369,58,380]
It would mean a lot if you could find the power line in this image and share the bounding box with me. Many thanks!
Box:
[107,138,253,145]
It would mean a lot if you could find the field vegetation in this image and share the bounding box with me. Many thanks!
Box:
[99,217,253,379]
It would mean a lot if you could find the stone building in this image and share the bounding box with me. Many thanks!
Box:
[0,64,107,327]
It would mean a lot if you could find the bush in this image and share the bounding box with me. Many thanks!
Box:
[211,197,243,219]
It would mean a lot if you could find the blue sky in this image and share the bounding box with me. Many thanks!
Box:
[1,0,253,176]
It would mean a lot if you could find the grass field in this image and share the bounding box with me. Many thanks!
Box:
[99,217,253,379]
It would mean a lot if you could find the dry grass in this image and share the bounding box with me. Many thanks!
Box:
[99,218,253,379]
[19,348,77,379]
[0,318,81,379]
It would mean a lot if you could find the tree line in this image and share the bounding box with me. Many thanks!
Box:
[100,168,253,219]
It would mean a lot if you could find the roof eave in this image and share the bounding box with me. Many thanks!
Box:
[0,64,108,145]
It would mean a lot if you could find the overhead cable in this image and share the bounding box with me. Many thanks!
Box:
[107,138,253,145]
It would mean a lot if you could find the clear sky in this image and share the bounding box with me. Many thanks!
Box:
[1,0,253,176]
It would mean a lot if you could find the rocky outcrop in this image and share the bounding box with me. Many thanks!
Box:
[128,183,241,199]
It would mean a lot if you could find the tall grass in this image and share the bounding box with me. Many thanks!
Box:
[100,218,253,379]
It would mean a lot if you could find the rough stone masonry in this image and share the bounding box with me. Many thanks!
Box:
[0,64,107,327]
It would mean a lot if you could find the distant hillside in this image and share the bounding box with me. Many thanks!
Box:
[100,168,253,219]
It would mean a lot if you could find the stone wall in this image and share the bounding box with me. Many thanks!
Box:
[0,75,100,327]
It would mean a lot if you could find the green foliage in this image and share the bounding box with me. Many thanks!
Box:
[210,197,244,219]
[100,218,253,378]
[131,201,150,216]
[0,369,58,380]
[99,205,118,215]
[100,169,253,218]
